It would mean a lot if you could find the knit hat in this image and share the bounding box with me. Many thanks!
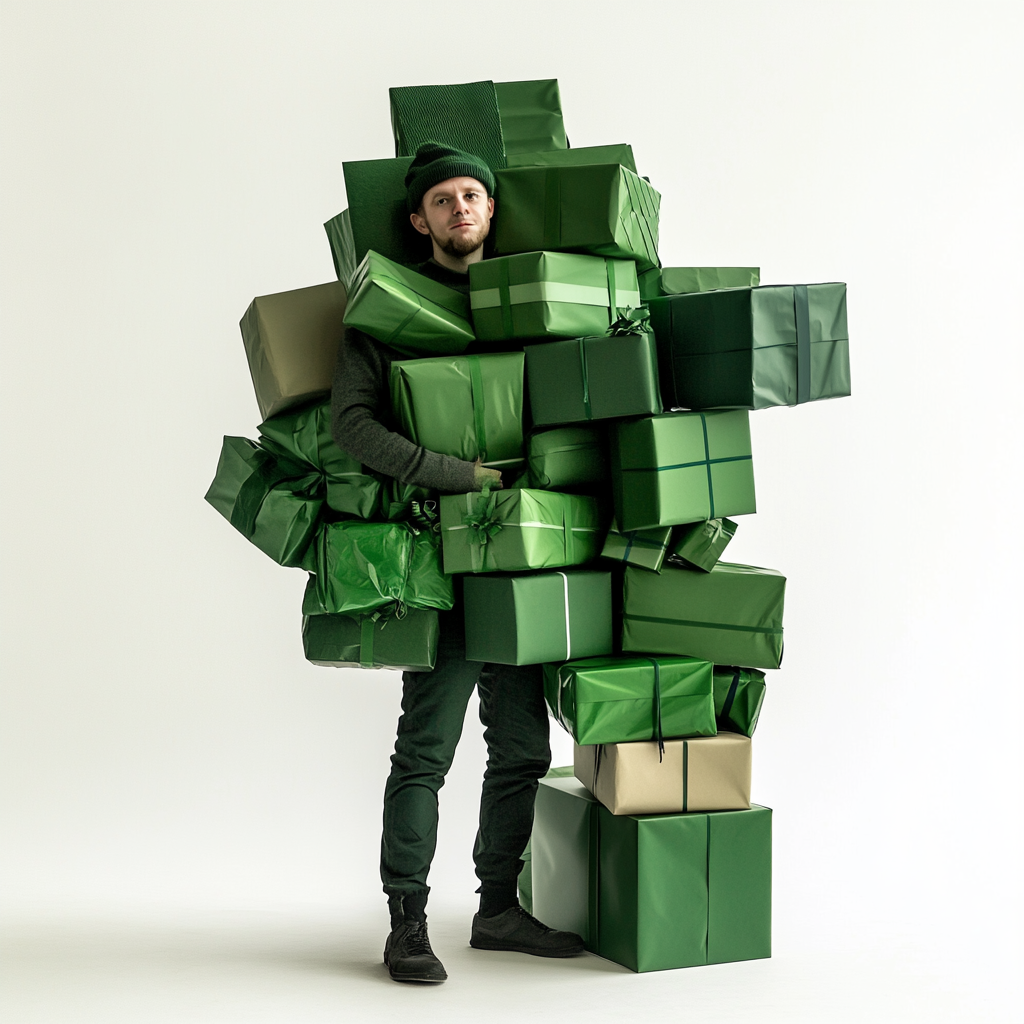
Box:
[405,142,495,213]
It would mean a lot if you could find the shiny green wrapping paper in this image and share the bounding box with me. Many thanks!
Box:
[526,426,607,490]
[668,517,738,573]
[639,266,760,300]
[714,667,766,737]
[544,655,716,745]
[494,79,568,155]
[302,607,439,671]
[622,563,786,670]
[440,489,603,573]
[531,772,772,971]
[506,143,636,172]
[599,519,672,572]
[389,352,525,469]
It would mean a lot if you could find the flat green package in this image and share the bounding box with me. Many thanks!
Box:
[494,79,568,155]
[493,163,661,272]
[639,267,760,300]
[544,655,716,745]
[464,570,612,665]
[527,426,607,490]
[506,143,636,173]
[667,517,737,573]
[600,519,672,572]
[469,251,640,342]
[205,436,321,569]
[649,283,850,410]
[440,489,603,573]
[302,604,439,672]
[531,772,772,971]
[622,563,786,670]
[343,251,475,357]
[390,351,525,469]
[714,667,766,737]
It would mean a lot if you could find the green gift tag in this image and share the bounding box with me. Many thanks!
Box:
[599,518,672,573]
[526,426,607,490]
[494,79,568,155]
[506,143,636,173]
[713,666,766,737]
[639,266,760,299]
[667,517,738,573]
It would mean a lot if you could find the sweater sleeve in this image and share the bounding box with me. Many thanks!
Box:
[330,327,480,494]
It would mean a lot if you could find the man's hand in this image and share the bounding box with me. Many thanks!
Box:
[473,460,503,491]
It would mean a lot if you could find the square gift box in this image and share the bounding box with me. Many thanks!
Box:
[667,517,738,573]
[526,426,607,491]
[599,519,672,572]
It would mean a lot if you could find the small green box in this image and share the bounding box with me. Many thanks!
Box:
[494,79,568,155]
[526,426,607,491]
[639,266,760,300]
[667,517,738,573]
[714,667,766,737]
[302,603,439,673]
[599,519,672,573]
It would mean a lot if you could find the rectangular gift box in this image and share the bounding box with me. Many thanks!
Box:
[302,605,439,671]
[531,771,772,971]
[493,163,661,272]
[544,655,716,746]
[469,251,640,342]
[667,517,738,573]
[622,563,786,670]
[240,281,347,420]
[714,667,766,737]
[649,283,850,410]
[494,79,568,155]
[464,570,612,665]
[506,143,636,173]
[324,209,357,287]
[639,266,760,300]
[600,519,673,572]
[611,411,756,532]
[526,426,607,491]
[574,733,751,815]
[389,351,525,469]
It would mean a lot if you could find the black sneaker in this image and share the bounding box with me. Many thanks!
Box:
[384,919,448,983]
[470,906,585,958]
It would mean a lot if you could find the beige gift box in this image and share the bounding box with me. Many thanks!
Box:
[573,733,751,815]
[241,280,347,420]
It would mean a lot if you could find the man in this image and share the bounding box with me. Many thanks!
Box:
[331,143,584,984]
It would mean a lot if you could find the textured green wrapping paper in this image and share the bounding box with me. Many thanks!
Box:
[493,163,660,272]
[611,411,756,532]
[527,426,607,490]
[531,773,772,971]
[714,667,766,737]
[314,522,453,616]
[302,608,438,671]
[494,79,568,155]
[469,252,640,342]
[668,517,738,573]
[600,519,672,572]
[389,352,525,469]
[639,267,760,300]
[464,570,612,665]
[544,655,716,745]
[205,436,321,569]
[622,563,786,670]
[649,283,850,410]
[506,143,636,173]
[440,489,602,573]
[343,251,475,357]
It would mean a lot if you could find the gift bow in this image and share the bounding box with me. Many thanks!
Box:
[388,498,441,534]
[462,485,503,546]
[607,306,651,336]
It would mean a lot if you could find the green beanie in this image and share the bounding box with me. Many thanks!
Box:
[405,142,496,213]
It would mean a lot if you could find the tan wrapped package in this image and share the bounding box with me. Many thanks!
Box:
[241,281,347,420]
[573,733,751,815]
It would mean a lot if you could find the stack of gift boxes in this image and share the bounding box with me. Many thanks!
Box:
[205,79,850,973]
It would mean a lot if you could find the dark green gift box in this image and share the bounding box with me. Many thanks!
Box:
[495,79,568,155]
[506,143,635,173]
[599,519,672,573]
[622,563,786,670]
[527,426,607,490]
[530,771,772,972]
[714,667,766,737]
[639,266,760,300]
[611,411,756,532]
[544,655,716,746]
[464,570,612,665]
[649,283,850,410]
[667,517,738,573]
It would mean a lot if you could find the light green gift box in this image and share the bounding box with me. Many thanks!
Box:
[526,426,607,491]
[667,517,738,573]
[639,266,760,300]
[599,519,672,573]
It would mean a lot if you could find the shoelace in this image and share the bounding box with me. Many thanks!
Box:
[507,906,551,933]
[401,921,436,957]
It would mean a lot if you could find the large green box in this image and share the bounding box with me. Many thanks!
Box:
[494,79,568,155]
[531,772,772,971]
[649,283,850,410]
[622,563,786,670]
[611,411,756,532]
[714,667,766,737]
[526,426,607,491]
[639,266,760,300]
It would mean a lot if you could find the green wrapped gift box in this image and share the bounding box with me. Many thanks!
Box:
[544,655,716,745]
[667,517,737,573]
[464,570,612,665]
[302,607,439,672]
[714,667,766,737]
[622,563,786,670]
[649,283,850,410]
[324,209,357,287]
[205,436,321,569]
[493,163,661,272]
[599,519,672,573]
[390,351,525,469]
[531,771,772,971]
[507,143,636,173]
[440,489,602,573]
[469,251,640,342]
[611,411,756,532]
[639,266,760,300]
[344,251,475,357]
[527,426,607,491]
[495,79,568,155]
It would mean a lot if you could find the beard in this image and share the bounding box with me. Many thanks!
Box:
[434,220,490,258]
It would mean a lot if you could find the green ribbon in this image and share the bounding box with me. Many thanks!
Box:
[389,498,440,534]
[359,616,375,668]
[682,739,689,812]
[606,306,651,336]
[462,487,502,570]
[543,167,561,249]
[497,259,514,340]
[700,413,715,518]
[230,447,311,539]
[719,669,741,723]
[794,284,811,405]
[623,613,782,635]
[605,259,619,326]
[648,658,665,759]
[467,355,488,462]
[577,338,593,420]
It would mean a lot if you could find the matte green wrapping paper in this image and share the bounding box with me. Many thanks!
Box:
[611,411,756,532]
[324,209,357,287]
[544,655,716,746]
[600,519,672,573]
[493,163,661,272]
[531,773,772,971]
[527,426,607,490]
[649,283,850,410]
[302,607,439,671]
[667,517,737,573]
[469,252,640,342]
[494,79,568,155]
[639,267,760,300]
[440,489,603,573]
[622,563,786,670]
[506,144,636,173]
[343,251,475,357]
[390,352,525,468]
[464,571,612,665]
[714,667,766,737]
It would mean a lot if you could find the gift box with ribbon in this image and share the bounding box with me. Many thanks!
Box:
[526,425,607,491]
[464,570,612,665]
[649,283,850,410]
[494,79,569,156]
[530,770,772,971]
[639,266,760,300]
[611,411,756,532]
[439,488,603,574]
[667,517,738,573]
[714,667,766,737]
[469,251,640,342]
[573,732,752,815]
[506,143,636,172]
[599,519,673,573]
[389,351,525,470]
[343,250,476,357]
[544,655,715,746]
[622,563,786,670]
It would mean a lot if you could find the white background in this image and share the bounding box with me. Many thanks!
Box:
[2,1,1021,1021]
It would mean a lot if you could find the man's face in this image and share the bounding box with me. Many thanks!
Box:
[410,176,494,258]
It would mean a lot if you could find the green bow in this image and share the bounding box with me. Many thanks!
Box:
[387,498,441,534]
[462,486,503,546]
[607,306,651,336]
